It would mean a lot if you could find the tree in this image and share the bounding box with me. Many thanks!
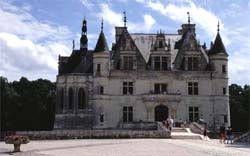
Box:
[229,84,250,132]
[1,77,56,131]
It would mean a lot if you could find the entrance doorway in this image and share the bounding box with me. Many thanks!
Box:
[155,105,169,121]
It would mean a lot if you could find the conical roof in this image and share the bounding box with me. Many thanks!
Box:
[209,32,228,56]
[94,31,109,53]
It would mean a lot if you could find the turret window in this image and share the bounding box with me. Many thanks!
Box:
[97,64,101,72]
[222,65,226,73]
[100,86,104,95]
[223,87,226,95]
[100,114,104,123]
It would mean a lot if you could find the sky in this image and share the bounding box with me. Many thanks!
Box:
[0,0,249,85]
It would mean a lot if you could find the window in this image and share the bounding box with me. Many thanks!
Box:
[59,89,64,110]
[222,65,226,73]
[123,56,133,70]
[188,82,198,95]
[68,87,74,109]
[187,57,198,71]
[159,41,163,48]
[100,86,104,95]
[154,83,167,94]
[162,57,168,70]
[154,56,169,70]
[100,114,104,123]
[154,56,161,70]
[123,82,133,95]
[189,107,199,122]
[123,106,133,122]
[78,88,86,109]
[97,64,101,72]
[223,87,226,95]
[224,115,228,123]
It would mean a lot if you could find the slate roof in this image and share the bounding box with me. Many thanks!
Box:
[130,34,181,63]
[94,31,109,53]
[209,32,228,56]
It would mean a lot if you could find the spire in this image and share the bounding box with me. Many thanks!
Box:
[72,40,75,50]
[187,12,190,24]
[209,23,228,56]
[80,17,88,49]
[101,18,104,31]
[217,20,220,32]
[82,16,87,35]
[187,12,191,30]
[94,20,109,53]
[123,11,126,27]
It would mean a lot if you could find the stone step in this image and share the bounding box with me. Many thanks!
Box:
[171,132,202,139]
[171,127,188,132]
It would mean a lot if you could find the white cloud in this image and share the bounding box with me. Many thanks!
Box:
[99,3,156,32]
[99,3,123,27]
[0,33,71,79]
[80,0,94,10]
[0,1,72,81]
[145,1,221,39]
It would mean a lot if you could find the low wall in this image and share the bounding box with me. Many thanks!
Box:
[12,130,170,140]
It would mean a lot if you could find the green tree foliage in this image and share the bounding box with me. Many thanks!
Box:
[0,76,55,131]
[229,84,250,132]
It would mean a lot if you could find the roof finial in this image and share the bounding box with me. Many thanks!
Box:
[123,11,127,27]
[72,40,75,50]
[217,20,220,32]
[187,12,190,24]
[101,18,104,31]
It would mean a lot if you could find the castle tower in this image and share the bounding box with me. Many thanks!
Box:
[209,21,230,128]
[93,19,110,77]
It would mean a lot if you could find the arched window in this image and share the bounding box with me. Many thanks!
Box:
[68,87,74,109]
[59,88,64,110]
[78,88,86,109]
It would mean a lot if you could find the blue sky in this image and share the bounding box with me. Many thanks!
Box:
[0,0,249,85]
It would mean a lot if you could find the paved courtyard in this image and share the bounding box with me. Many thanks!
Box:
[0,139,250,156]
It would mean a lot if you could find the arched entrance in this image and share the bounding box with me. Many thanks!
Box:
[155,105,169,121]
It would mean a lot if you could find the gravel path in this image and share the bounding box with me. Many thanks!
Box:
[0,139,249,156]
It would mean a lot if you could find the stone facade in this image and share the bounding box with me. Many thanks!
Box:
[54,18,230,130]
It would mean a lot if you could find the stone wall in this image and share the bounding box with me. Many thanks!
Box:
[15,130,170,140]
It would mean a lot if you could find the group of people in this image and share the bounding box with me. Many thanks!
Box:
[163,117,174,131]
[219,126,233,144]
[202,124,233,142]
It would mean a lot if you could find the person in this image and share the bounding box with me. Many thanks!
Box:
[203,124,208,141]
[226,127,233,144]
[168,116,174,131]
[219,125,226,143]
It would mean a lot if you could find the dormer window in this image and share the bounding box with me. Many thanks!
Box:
[123,56,133,70]
[153,56,169,70]
[187,57,198,71]
[159,41,163,48]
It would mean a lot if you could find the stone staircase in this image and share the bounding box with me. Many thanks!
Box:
[171,127,203,139]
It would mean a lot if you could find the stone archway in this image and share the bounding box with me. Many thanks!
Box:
[155,105,169,121]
